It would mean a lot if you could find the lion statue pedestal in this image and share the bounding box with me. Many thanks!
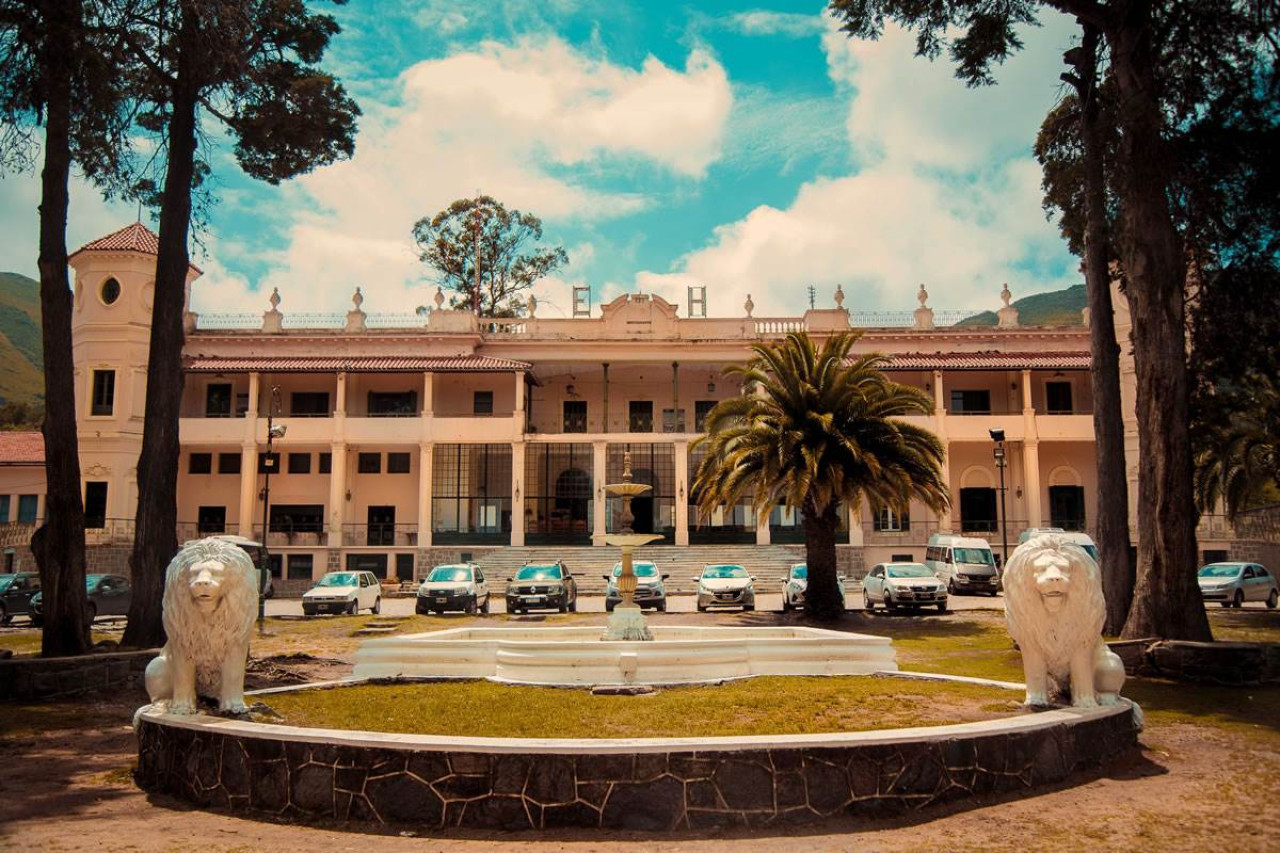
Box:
[1003,533,1127,708]
[144,537,258,715]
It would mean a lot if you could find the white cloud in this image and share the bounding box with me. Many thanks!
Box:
[727,11,827,38]
[631,17,1080,317]
[199,36,732,315]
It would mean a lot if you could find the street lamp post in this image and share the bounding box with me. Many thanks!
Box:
[990,428,1009,572]
[259,386,286,633]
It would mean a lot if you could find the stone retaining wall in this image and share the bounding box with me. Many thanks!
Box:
[0,649,156,701]
[135,702,1139,831]
[1110,638,1280,686]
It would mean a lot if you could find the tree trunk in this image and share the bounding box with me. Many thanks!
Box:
[1109,8,1211,641]
[802,502,844,621]
[34,0,91,657]
[1073,22,1134,636]
[121,27,200,649]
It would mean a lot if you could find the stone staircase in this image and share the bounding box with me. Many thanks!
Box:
[471,544,810,593]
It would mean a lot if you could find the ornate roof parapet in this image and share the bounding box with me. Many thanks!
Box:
[913,283,935,330]
[262,287,284,333]
[345,287,367,333]
[997,283,1020,328]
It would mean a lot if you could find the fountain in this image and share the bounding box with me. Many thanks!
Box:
[601,451,663,641]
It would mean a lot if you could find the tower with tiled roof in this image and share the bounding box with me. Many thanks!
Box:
[68,223,203,528]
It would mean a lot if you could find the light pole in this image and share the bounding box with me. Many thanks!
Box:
[259,386,286,633]
[990,427,1009,572]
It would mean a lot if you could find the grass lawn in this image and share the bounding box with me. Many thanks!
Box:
[264,674,1024,738]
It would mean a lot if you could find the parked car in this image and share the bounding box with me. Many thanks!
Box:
[0,572,41,625]
[925,534,999,596]
[28,573,133,627]
[1198,562,1279,609]
[506,562,577,614]
[781,563,846,612]
[301,571,382,616]
[694,564,756,612]
[187,534,273,598]
[603,561,668,612]
[1018,528,1099,562]
[416,563,490,615]
[862,563,948,612]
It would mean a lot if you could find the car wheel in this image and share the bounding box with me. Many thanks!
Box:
[1267,589,1278,610]
[1233,589,1245,609]
[782,597,793,612]
[697,603,707,612]
[0,604,9,627]
[466,599,478,616]
[347,600,358,616]
[937,601,948,613]
[657,601,666,612]
[947,579,957,596]
[570,597,578,613]
[884,595,896,612]
[85,603,98,625]
[744,604,755,612]
[605,601,615,612]
[863,592,874,611]
[372,597,381,615]
[481,596,491,614]
[30,615,43,627]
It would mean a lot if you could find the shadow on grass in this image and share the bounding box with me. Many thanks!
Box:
[1125,678,1280,734]
[1206,608,1280,643]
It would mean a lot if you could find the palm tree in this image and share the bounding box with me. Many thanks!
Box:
[1194,374,1280,520]
[692,331,950,620]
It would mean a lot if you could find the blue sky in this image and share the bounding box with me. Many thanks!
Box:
[0,2,1084,319]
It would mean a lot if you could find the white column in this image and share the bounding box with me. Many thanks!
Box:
[674,440,689,546]
[422,372,434,415]
[417,444,433,548]
[510,441,526,546]
[848,506,863,546]
[237,443,257,537]
[335,371,347,415]
[932,369,953,532]
[1023,441,1043,529]
[327,442,346,547]
[592,440,607,545]
[756,512,771,545]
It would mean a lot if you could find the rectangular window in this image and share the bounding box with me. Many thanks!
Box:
[205,383,233,417]
[873,506,910,532]
[290,392,330,417]
[473,391,494,415]
[287,554,314,581]
[91,370,115,416]
[431,443,513,544]
[695,400,716,432]
[268,553,283,579]
[387,452,411,474]
[218,453,242,474]
[318,452,332,474]
[563,400,588,433]
[367,506,396,546]
[1046,381,1074,414]
[257,452,280,474]
[0,495,9,523]
[629,401,653,433]
[524,443,594,545]
[662,408,686,433]
[368,391,418,417]
[1049,485,1087,531]
[197,506,226,534]
[950,390,991,414]
[188,452,213,474]
[287,453,311,475]
[357,452,381,474]
[84,483,107,529]
[395,553,416,580]
[959,488,998,533]
[346,553,388,579]
[891,553,915,563]
[17,494,39,524]
[268,504,324,534]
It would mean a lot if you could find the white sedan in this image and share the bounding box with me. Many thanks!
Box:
[781,563,846,611]
[863,563,948,613]
[1198,563,1279,609]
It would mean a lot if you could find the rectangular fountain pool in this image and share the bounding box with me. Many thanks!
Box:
[353,625,897,686]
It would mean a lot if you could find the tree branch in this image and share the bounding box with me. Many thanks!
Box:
[1041,0,1110,31]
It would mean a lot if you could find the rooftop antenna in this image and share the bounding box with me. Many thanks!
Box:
[807,285,816,310]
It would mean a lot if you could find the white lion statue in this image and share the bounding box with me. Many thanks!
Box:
[144,537,258,715]
[1003,533,1126,708]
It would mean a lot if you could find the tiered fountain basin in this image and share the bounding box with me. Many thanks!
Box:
[351,625,897,686]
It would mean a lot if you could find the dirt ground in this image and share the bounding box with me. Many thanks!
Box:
[2,609,1278,853]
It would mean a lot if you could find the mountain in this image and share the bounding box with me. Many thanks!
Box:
[955,283,1088,327]
[0,272,44,407]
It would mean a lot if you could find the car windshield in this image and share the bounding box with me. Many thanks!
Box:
[316,573,358,587]
[702,565,748,579]
[1199,564,1243,578]
[612,563,658,577]
[0,575,13,591]
[791,566,808,579]
[887,564,934,579]
[1080,544,1099,561]
[953,548,993,565]
[86,574,107,589]
[427,566,472,582]
[516,565,562,581]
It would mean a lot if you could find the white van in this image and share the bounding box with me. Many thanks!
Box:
[924,534,999,596]
[1018,528,1099,562]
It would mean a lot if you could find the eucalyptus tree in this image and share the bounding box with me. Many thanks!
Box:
[0,0,134,655]
[121,0,359,648]
[692,332,949,621]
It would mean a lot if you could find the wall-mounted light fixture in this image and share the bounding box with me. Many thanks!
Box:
[566,383,578,397]
[707,378,716,394]
[345,489,352,502]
